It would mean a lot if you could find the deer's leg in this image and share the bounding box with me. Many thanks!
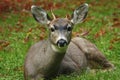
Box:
[72,37,114,70]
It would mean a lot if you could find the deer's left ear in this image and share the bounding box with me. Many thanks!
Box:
[71,3,89,24]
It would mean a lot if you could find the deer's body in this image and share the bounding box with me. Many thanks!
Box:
[25,39,64,79]
[24,4,114,80]
[24,38,87,79]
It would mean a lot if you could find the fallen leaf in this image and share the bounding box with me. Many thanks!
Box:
[112,22,120,28]
[109,45,114,50]
[94,29,106,38]
[110,38,120,44]
[72,32,81,37]
[0,40,10,50]
[13,66,24,71]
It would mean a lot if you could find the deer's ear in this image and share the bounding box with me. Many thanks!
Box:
[31,5,51,24]
[71,3,88,24]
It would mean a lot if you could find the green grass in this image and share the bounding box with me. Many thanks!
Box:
[0,0,120,80]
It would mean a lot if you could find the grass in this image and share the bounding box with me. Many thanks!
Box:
[0,0,120,80]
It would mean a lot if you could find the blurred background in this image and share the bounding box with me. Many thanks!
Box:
[0,0,120,80]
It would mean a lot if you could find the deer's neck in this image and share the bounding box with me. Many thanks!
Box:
[44,40,67,74]
[46,39,67,61]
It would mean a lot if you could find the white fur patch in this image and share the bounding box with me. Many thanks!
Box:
[51,45,67,53]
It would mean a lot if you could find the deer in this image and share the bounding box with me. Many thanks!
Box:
[24,3,114,80]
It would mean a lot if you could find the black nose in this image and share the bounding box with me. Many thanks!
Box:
[57,39,67,47]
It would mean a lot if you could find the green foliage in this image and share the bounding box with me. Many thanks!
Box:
[0,0,120,80]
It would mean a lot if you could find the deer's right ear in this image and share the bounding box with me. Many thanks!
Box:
[31,5,51,24]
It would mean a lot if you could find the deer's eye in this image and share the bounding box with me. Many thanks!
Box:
[50,28,55,32]
[67,27,72,31]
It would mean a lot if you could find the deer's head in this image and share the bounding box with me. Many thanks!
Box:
[31,3,88,52]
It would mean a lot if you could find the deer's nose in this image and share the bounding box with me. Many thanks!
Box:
[57,39,67,47]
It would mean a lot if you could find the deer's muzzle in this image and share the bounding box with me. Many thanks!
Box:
[57,39,67,47]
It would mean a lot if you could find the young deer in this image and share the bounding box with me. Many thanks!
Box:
[24,3,114,80]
